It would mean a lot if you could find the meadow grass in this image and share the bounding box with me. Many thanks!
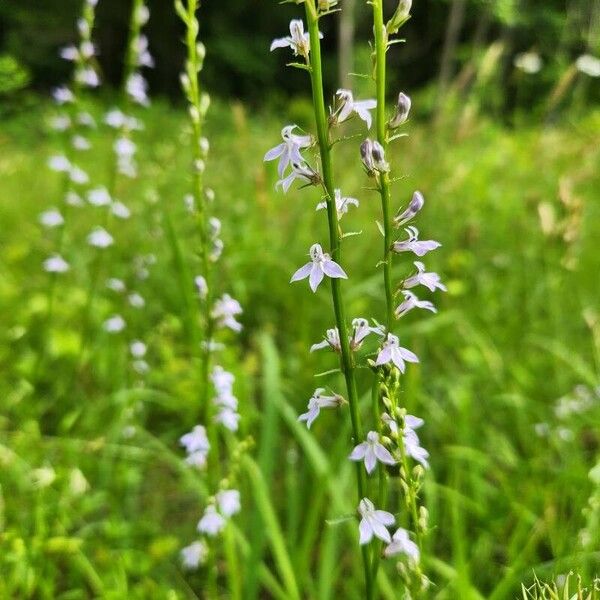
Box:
[0,96,598,598]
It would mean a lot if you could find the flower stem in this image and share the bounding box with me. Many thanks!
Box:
[304,2,371,597]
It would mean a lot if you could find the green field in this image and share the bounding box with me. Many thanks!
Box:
[0,96,599,598]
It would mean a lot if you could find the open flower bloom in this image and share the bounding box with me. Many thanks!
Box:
[185,450,208,469]
[87,227,114,249]
[375,333,419,373]
[180,425,210,454]
[349,431,396,474]
[332,89,377,129]
[394,191,425,227]
[39,209,64,228]
[392,226,441,257]
[404,261,447,293]
[358,498,395,545]
[43,255,70,274]
[395,290,437,318]
[310,327,341,352]
[350,318,383,350]
[316,188,359,218]
[384,527,420,561]
[404,428,429,468]
[48,155,71,172]
[212,294,243,332]
[264,125,312,177]
[216,489,241,517]
[276,161,320,193]
[298,388,344,429]
[270,19,313,59]
[180,540,208,570]
[211,366,235,394]
[88,187,112,206]
[103,315,126,333]
[197,505,226,536]
[215,407,240,431]
[290,243,348,292]
[360,138,389,174]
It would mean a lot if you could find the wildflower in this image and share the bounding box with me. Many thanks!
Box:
[43,255,70,273]
[576,54,600,78]
[103,315,126,333]
[264,125,312,177]
[394,191,424,227]
[136,35,154,68]
[186,451,208,469]
[349,431,396,474]
[382,412,399,436]
[211,366,234,394]
[404,261,447,292]
[128,292,145,308]
[72,135,91,151]
[114,137,136,158]
[395,290,436,318]
[212,294,243,332]
[52,86,74,104]
[270,19,313,59]
[404,427,429,468]
[39,209,64,228]
[392,226,441,257]
[298,388,344,429]
[276,161,320,193]
[332,89,377,129]
[195,275,208,299]
[48,155,71,172]
[106,278,126,292]
[350,317,381,350]
[126,73,150,106]
[360,138,389,174]
[358,498,395,544]
[197,505,226,537]
[87,187,112,206]
[215,407,240,431]
[66,191,83,206]
[180,425,210,454]
[180,540,208,570]
[112,201,131,219]
[375,333,419,373]
[80,41,96,59]
[60,45,79,61]
[77,112,96,128]
[49,116,71,131]
[316,189,359,217]
[384,527,420,561]
[290,243,348,293]
[310,327,341,352]
[514,52,542,74]
[87,227,114,248]
[216,489,241,517]
[389,92,411,128]
[76,66,100,87]
[69,166,89,185]
[130,341,147,358]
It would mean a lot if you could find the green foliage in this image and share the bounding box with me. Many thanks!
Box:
[0,53,30,95]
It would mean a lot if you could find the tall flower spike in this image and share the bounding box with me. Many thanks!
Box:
[404,261,447,293]
[332,89,377,129]
[375,333,419,373]
[392,226,441,257]
[290,243,348,292]
[358,498,395,544]
[264,125,312,177]
[394,190,425,227]
[349,431,396,474]
[298,388,344,429]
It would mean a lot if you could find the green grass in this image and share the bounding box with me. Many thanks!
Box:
[0,97,599,598]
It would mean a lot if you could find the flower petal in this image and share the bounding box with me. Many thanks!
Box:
[290,262,312,283]
[322,259,348,279]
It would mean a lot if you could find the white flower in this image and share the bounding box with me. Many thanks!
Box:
[81,41,96,58]
[180,425,210,454]
[216,490,241,517]
[87,187,112,206]
[298,388,344,429]
[52,86,74,104]
[87,227,114,248]
[185,450,208,469]
[136,35,154,68]
[77,112,96,127]
[130,341,147,358]
[375,333,419,373]
[316,189,359,218]
[60,45,79,61]
[106,278,126,292]
[215,408,240,431]
[197,505,225,536]
[76,66,100,88]
[66,192,83,206]
[576,54,600,78]
[514,52,542,74]
[264,125,312,177]
[103,315,126,333]
[384,528,420,561]
[180,541,207,570]
[48,155,71,172]
[128,293,145,308]
[395,290,436,318]
[104,109,127,128]
[360,139,389,174]
[49,116,71,131]
[69,166,89,185]
[43,254,70,273]
[114,137,136,158]
[389,92,411,128]
[112,201,131,219]
[126,73,150,106]
[404,261,447,293]
[136,4,150,25]
[350,318,382,350]
[39,209,64,228]
[31,467,56,489]
[291,243,348,292]
[349,431,396,474]
[381,412,399,436]
[392,226,441,257]
[270,19,312,59]
[276,161,319,193]
[72,135,91,151]
[212,294,243,332]
[394,191,425,226]
[333,89,377,129]
[195,275,208,299]
[358,498,395,545]
[211,366,235,394]
[310,327,341,352]
[404,428,429,468]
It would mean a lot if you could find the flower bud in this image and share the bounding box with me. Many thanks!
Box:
[199,93,211,116]
[360,139,390,175]
[387,0,412,34]
[389,92,411,128]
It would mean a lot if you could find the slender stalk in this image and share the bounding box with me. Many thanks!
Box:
[304,2,372,596]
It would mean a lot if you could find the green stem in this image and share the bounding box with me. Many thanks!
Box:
[304,2,372,597]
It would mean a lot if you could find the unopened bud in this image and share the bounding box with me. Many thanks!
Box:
[360,139,390,175]
[387,0,412,34]
[389,92,411,128]
[199,93,211,116]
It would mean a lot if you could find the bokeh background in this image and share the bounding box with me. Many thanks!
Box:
[0,0,599,599]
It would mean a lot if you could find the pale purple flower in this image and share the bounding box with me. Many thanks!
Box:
[80,41,96,59]
[404,428,429,468]
[350,318,382,350]
[106,278,126,293]
[104,109,127,129]
[212,294,243,332]
[389,92,411,128]
[66,191,83,206]
[276,161,319,193]
[180,540,207,570]
[39,209,64,228]
[43,254,70,274]
[392,226,441,257]
[128,292,145,308]
[333,89,377,129]
[211,366,234,395]
[69,166,89,185]
[316,189,359,218]
[130,341,147,358]
[264,125,312,177]
[270,19,312,59]
[72,135,91,151]
[384,527,420,561]
[291,243,347,292]
[103,315,126,333]
[349,431,396,474]
[136,35,154,68]
[76,112,96,128]
[310,328,341,352]
[197,505,225,536]
[395,290,436,319]
[48,155,71,172]
[381,412,399,436]
[375,333,419,373]
[49,116,71,131]
[87,227,114,248]
[404,261,447,293]
[360,138,389,174]
[394,191,425,227]
[112,201,131,219]
[114,137,136,158]
[185,451,208,469]
[52,86,74,104]
[76,67,100,88]
[180,425,210,454]
[60,45,79,61]
[215,408,240,431]
[195,275,208,299]
[216,489,241,517]
[298,388,344,429]
[358,498,395,545]
[126,73,150,106]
